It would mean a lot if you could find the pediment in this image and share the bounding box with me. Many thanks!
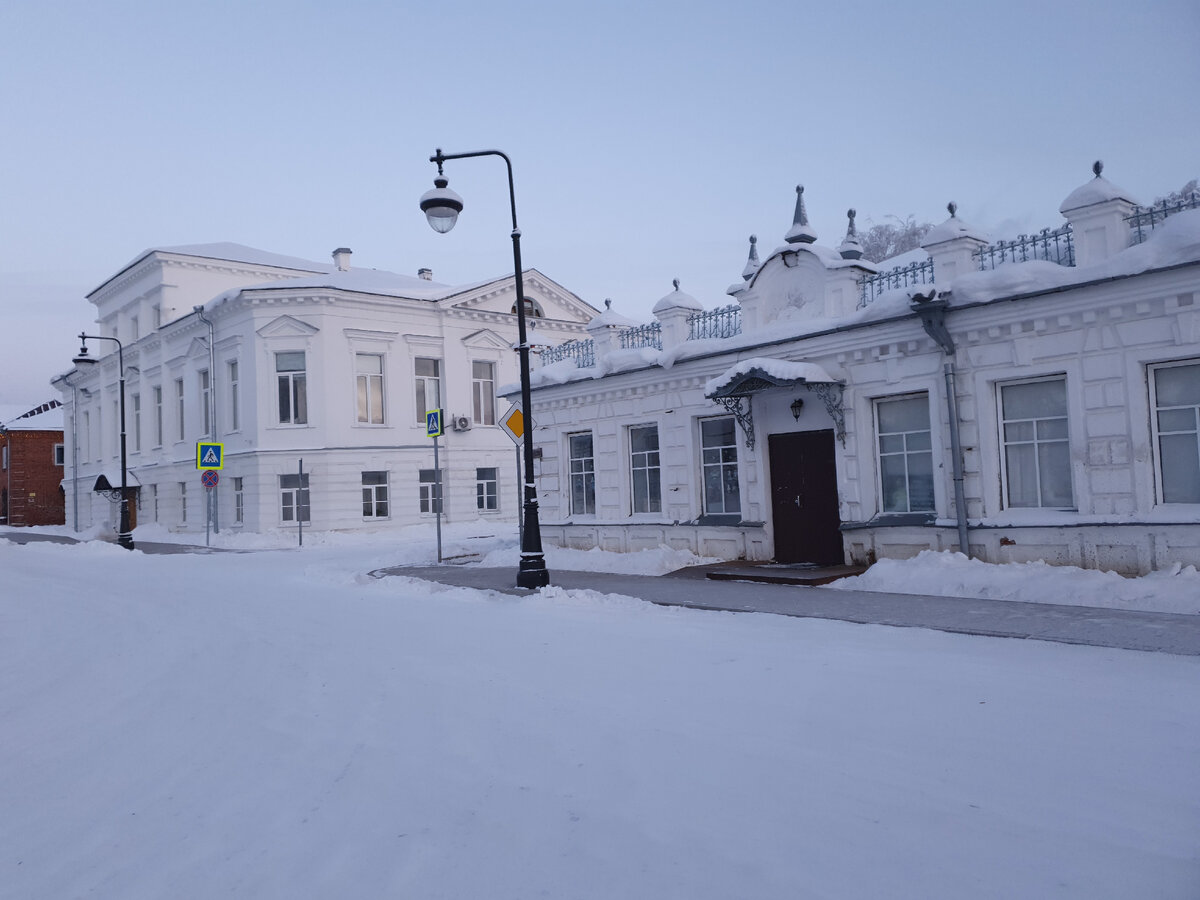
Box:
[257,314,320,338]
[462,329,512,351]
[443,269,599,324]
[185,337,210,360]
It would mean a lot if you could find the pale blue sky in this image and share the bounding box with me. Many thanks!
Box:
[2,0,1197,412]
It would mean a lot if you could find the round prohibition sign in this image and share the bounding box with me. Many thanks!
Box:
[201,469,220,488]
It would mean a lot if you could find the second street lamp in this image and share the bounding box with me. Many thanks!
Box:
[420,148,550,589]
[73,332,135,550]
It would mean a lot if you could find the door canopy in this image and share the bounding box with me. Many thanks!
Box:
[704,357,845,449]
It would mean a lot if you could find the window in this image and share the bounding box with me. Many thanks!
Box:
[476,467,498,511]
[630,425,662,513]
[414,358,441,422]
[153,386,163,447]
[419,469,442,514]
[700,417,740,516]
[149,484,158,522]
[356,353,385,424]
[569,433,596,515]
[54,443,64,466]
[233,477,244,524]
[130,315,138,341]
[276,351,308,425]
[200,370,211,436]
[472,361,496,425]
[179,482,187,523]
[82,411,91,461]
[113,400,119,455]
[1,444,7,469]
[876,395,934,513]
[132,393,141,452]
[152,305,162,329]
[280,473,310,522]
[175,378,185,442]
[1000,377,1073,508]
[362,471,389,518]
[228,360,240,431]
[1151,361,1200,503]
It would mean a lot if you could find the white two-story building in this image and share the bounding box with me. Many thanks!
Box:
[54,243,597,535]
[518,165,1200,574]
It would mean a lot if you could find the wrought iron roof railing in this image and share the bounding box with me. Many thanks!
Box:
[687,304,742,340]
[1127,191,1200,246]
[857,258,935,308]
[618,321,662,351]
[972,223,1075,271]
[540,338,595,368]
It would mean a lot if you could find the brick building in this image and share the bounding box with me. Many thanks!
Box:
[0,402,66,527]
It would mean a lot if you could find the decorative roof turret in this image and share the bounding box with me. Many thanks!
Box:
[921,201,988,248]
[1059,160,1138,214]
[838,209,863,260]
[652,278,704,315]
[741,234,761,279]
[783,185,817,244]
[586,297,638,329]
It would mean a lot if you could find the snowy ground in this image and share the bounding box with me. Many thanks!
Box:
[2,524,1199,898]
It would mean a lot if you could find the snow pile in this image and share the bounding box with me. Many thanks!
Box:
[478,542,721,575]
[1,538,1198,899]
[829,550,1200,615]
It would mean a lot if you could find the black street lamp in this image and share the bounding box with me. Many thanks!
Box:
[420,148,549,588]
[73,333,134,550]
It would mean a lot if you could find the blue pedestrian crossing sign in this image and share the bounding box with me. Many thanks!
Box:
[426,409,444,438]
[196,442,224,469]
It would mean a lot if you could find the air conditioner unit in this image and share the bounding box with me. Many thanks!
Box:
[451,415,472,432]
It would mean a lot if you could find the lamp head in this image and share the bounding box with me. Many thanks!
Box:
[72,338,95,366]
[420,174,464,234]
[790,397,804,420]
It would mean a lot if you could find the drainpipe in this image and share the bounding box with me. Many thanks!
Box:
[910,290,971,558]
[194,305,219,533]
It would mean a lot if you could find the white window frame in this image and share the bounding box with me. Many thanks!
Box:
[472,361,496,425]
[362,471,389,518]
[179,482,187,523]
[131,393,141,452]
[414,358,442,424]
[54,443,64,466]
[153,386,163,447]
[174,378,185,442]
[874,393,935,514]
[629,424,662,514]
[228,360,240,432]
[699,416,740,518]
[476,467,498,511]
[1149,359,1200,505]
[280,473,310,523]
[233,476,244,524]
[568,432,596,516]
[276,351,308,426]
[418,468,442,514]
[200,369,211,437]
[356,353,386,425]
[998,375,1074,510]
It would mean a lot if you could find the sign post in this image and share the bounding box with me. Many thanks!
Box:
[196,442,224,540]
[426,409,444,562]
[201,469,219,547]
[498,402,525,548]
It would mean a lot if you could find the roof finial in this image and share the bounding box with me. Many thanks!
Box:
[784,184,818,244]
[947,201,957,217]
[740,234,760,281]
[604,298,612,310]
[672,278,680,291]
[838,208,864,260]
[1093,159,1104,178]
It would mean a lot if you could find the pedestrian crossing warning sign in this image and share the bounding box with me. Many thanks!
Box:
[196,442,224,469]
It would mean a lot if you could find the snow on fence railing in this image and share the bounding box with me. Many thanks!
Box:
[687,304,742,340]
[973,223,1075,271]
[857,258,935,308]
[540,338,595,368]
[618,321,663,350]
[1127,191,1200,245]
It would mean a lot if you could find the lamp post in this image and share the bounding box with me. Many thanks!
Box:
[73,333,134,550]
[420,148,549,588]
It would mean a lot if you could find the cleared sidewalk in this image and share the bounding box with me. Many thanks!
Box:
[374,564,1200,657]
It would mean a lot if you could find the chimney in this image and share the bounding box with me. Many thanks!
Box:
[332,247,352,271]
[418,267,433,281]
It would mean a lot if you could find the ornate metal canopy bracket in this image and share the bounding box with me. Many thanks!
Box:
[713,394,755,450]
[803,381,846,446]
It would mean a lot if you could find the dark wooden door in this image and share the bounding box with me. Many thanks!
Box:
[768,430,843,565]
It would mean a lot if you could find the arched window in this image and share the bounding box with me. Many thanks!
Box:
[511,297,544,318]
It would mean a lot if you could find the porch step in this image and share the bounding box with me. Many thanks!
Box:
[703,563,867,586]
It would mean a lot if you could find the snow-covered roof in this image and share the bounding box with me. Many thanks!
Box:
[1,402,64,432]
[652,280,704,314]
[922,206,988,247]
[238,266,456,301]
[91,242,330,297]
[587,300,640,329]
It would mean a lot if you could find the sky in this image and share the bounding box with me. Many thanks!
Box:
[1,0,1198,415]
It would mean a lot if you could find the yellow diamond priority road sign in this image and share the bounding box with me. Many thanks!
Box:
[499,403,525,445]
